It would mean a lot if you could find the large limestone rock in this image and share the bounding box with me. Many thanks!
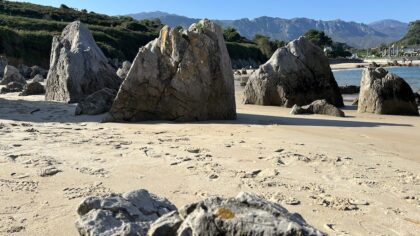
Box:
[45,21,121,103]
[75,189,176,236]
[107,19,236,122]
[148,192,325,236]
[358,68,419,116]
[0,65,26,85]
[243,37,343,108]
[291,99,345,117]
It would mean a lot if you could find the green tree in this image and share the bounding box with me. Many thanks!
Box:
[303,29,333,48]
[253,34,273,58]
[223,27,246,43]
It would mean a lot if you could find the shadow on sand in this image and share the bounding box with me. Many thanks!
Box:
[0,97,413,128]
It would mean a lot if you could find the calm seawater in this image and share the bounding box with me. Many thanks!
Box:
[333,66,420,91]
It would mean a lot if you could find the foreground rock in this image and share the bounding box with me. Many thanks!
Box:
[0,65,26,85]
[291,99,345,117]
[75,88,117,115]
[116,61,131,79]
[76,189,176,236]
[19,82,46,96]
[45,21,121,103]
[339,85,360,94]
[149,192,325,236]
[107,20,236,122]
[243,37,343,108]
[358,68,419,116]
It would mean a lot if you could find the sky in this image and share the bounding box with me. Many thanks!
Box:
[18,0,420,23]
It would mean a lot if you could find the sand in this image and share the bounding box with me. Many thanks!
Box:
[0,83,419,236]
[330,60,420,70]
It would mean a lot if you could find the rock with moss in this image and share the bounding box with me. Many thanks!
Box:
[107,19,236,122]
[75,189,176,236]
[358,68,419,116]
[243,37,343,108]
[148,192,325,236]
[45,21,122,103]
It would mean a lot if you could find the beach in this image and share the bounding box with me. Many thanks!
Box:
[0,82,419,235]
[330,60,420,70]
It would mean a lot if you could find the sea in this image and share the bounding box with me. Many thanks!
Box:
[333,66,420,91]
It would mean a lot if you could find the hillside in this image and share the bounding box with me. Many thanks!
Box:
[368,19,408,40]
[0,1,162,68]
[129,12,408,49]
[397,20,420,45]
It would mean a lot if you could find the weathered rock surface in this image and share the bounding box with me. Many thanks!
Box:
[148,192,325,236]
[75,88,117,116]
[116,61,131,79]
[75,189,176,236]
[18,64,32,79]
[0,65,26,85]
[30,66,48,79]
[291,99,345,117]
[339,85,360,94]
[0,82,25,94]
[19,82,46,96]
[45,21,121,103]
[107,19,236,122]
[32,74,45,83]
[0,56,7,78]
[243,37,343,108]
[358,68,419,116]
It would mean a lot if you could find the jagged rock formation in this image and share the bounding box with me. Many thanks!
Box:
[107,19,236,122]
[358,68,419,116]
[243,37,343,108]
[291,99,345,117]
[75,189,176,236]
[0,65,26,85]
[45,21,121,103]
[148,192,325,236]
[116,61,132,79]
[75,88,117,116]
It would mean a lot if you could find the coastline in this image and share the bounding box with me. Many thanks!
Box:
[330,60,420,70]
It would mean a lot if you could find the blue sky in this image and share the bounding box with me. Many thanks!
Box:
[20,0,420,23]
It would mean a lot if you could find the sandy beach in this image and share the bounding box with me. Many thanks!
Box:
[330,60,420,70]
[0,82,419,235]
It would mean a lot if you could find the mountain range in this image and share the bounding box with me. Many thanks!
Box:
[128,11,409,49]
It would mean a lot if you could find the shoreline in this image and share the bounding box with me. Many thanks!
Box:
[330,60,420,70]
